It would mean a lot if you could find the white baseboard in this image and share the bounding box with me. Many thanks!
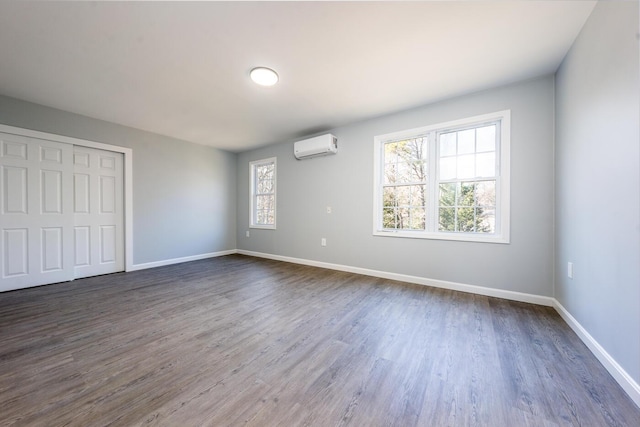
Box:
[553,300,640,408]
[236,249,554,306]
[129,249,237,271]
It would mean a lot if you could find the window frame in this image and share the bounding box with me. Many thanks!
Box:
[250,157,277,230]
[373,111,510,244]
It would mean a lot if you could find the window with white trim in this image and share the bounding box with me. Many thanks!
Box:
[250,157,276,229]
[374,111,510,243]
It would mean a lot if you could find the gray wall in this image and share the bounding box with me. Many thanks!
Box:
[0,95,237,265]
[238,76,555,296]
[555,1,640,383]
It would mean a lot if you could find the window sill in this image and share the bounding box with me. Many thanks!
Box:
[373,229,509,244]
[250,225,276,230]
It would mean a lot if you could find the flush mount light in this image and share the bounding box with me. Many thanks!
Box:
[250,67,279,86]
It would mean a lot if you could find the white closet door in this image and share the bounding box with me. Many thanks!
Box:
[73,146,124,279]
[0,133,74,292]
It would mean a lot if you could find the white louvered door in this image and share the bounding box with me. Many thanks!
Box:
[0,133,74,292]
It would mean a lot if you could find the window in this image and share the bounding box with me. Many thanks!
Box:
[374,111,510,243]
[250,157,276,229]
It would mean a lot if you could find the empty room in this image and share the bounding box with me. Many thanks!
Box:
[0,1,639,426]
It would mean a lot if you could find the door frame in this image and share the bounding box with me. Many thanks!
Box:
[0,124,133,273]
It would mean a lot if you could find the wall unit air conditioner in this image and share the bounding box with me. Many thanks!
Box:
[294,134,338,160]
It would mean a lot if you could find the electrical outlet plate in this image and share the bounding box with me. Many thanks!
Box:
[321,238,327,246]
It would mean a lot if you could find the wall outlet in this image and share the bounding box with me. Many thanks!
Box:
[321,238,327,247]
[567,262,573,279]
[326,206,332,214]
[246,230,250,237]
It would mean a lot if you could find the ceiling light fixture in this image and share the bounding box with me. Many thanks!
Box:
[250,67,279,86]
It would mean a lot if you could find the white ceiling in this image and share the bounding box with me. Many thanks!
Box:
[0,1,596,152]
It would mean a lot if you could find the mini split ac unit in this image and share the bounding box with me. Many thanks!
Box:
[294,134,338,160]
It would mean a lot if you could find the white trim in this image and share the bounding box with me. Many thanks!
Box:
[553,300,640,408]
[237,249,553,306]
[0,124,134,272]
[499,111,511,243]
[372,230,510,244]
[129,249,237,271]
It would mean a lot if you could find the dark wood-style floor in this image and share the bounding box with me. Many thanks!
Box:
[1,255,638,426]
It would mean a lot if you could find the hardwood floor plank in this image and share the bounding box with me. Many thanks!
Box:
[1,254,639,426]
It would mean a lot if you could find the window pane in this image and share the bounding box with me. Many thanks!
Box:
[256,195,274,211]
[397,159,411,182]
[439,207,456,231]
[256,208,275,225]
[404,138,427,161]
[397,207,410,229]
[476,152,495,177]
[409,207,426,230]
[384,142,399,164]
[257,179,273,193]
[476,125,496,152]
[266,211,275,225]
[257,164,274,181]
[439,183,456,207]
[458,182,475,206]
[383,207,396,229]
[439,157,456,180]
[410,185,426,207]
[396,185,411,206]
[383,187,396,207]
[477,208,495,233]
[384,163,396,184]
[390,139,426,162]
[440,132,456,156]
[456,207,475,232]
[476,181,496,206]
[386,139,427,185]
[457,154,475,179]
[457,129,475,154]
[408,161,426,183]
